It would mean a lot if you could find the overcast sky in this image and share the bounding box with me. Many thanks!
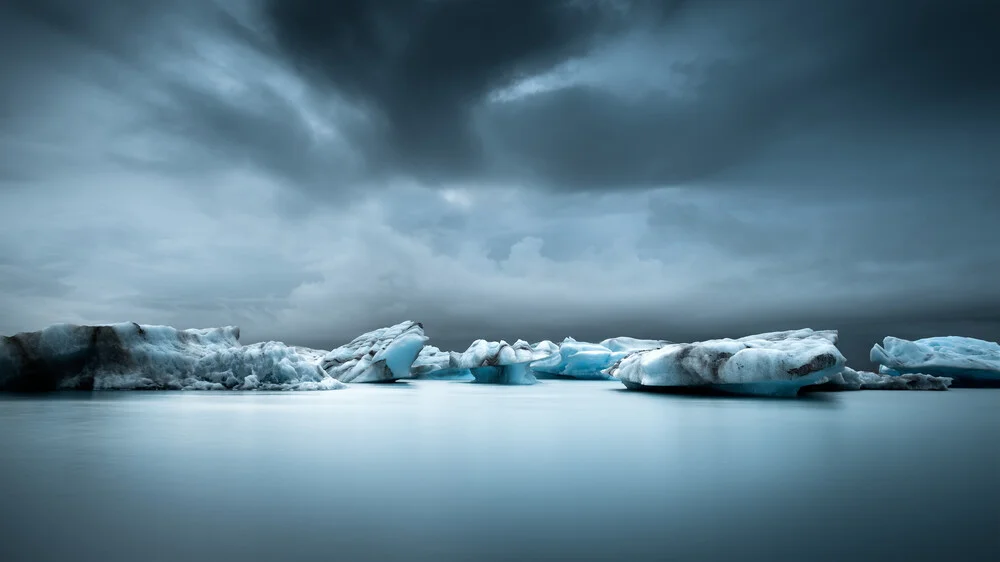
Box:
[1,0,997,365]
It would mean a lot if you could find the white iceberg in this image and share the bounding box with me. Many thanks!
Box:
[815,367,952,391]
[604,329,845,397]
[411,345,451,376]
[531,340,560,358]
[531,336,669,379]
[321,321,428,383]
[870,336,1000,386]
[598,337,670,353]
[0,322,343,391]
[411,345,474,380]
[450,339,557,385]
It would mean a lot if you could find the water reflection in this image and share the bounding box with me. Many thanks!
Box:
[607,385,843,406]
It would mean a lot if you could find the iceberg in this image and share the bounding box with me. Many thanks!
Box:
[531,336,669,379]
[813,367,952,391]
[531,339,560,358]
[605,329,846,397]
[321,321,428,383]
[411,345,474,380]
[531,338,622,379]
[0,322,343,391]
[450,339,557,385]
[598,337,670,353]
[411,345,451,376]
[870,336,1000,386]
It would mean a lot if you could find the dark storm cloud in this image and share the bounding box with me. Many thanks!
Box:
[484,0,1000,190]
[0,0,362,192]
[6,0,996,192]
[258,0,1000,191]
[262,0,677,183]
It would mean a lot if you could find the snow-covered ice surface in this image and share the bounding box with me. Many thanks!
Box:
[411,340,559,384]
[321,321,428,383]
[812,367,952,391]
[871,336,1000,386]
[599,337,670,353]
[530,339,560,357]
[411,345,451,375]
[531,336,670,379]
[291,346,328,365]
[606,329,846,397]
[411,345,474,380]
[450,339,558,384]
[0,323,343,391]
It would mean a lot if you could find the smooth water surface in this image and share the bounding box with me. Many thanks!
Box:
[1,381,998,562]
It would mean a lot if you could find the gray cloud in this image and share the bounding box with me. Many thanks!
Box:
[252,0,1000,191]
[262,0,678,183]
[0,0,998,368]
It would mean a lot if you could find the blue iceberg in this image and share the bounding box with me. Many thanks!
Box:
[870,336,1000,386]
[531,336,669,379]
[321,321,428,383]
[449,339,558,385]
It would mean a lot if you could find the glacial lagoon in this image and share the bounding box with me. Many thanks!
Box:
[1,380,997,562]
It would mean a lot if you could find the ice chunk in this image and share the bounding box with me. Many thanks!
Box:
[0,322,344,391]
[412,345,451,376]
[321,321,428,383]
[531,340,560,357]
[189,341,344,391]
[598,337,670,353]
[605,329,846,397]
[814,367,952,391]
[450,339,555,368]
[531,337,669,379]
[531,338,623,379]
[450,339,557,385]
[870,336,1000,386]
[411,345,474,380]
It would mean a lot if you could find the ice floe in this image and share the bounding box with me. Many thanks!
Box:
[449,339,558,384]
[605,329,846,397]
[813,366,952,391]
[321,321,428,383]
[0,323,342,391]
[871,336,1000,386]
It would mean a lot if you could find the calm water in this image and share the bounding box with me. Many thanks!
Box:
[1,381,998,562]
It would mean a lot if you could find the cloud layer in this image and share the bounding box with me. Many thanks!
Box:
[2,0,998,366]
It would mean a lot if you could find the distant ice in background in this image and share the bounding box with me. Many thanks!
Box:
[871,336,1000,386]
[320,321,427,383]
[445,339,558,385]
